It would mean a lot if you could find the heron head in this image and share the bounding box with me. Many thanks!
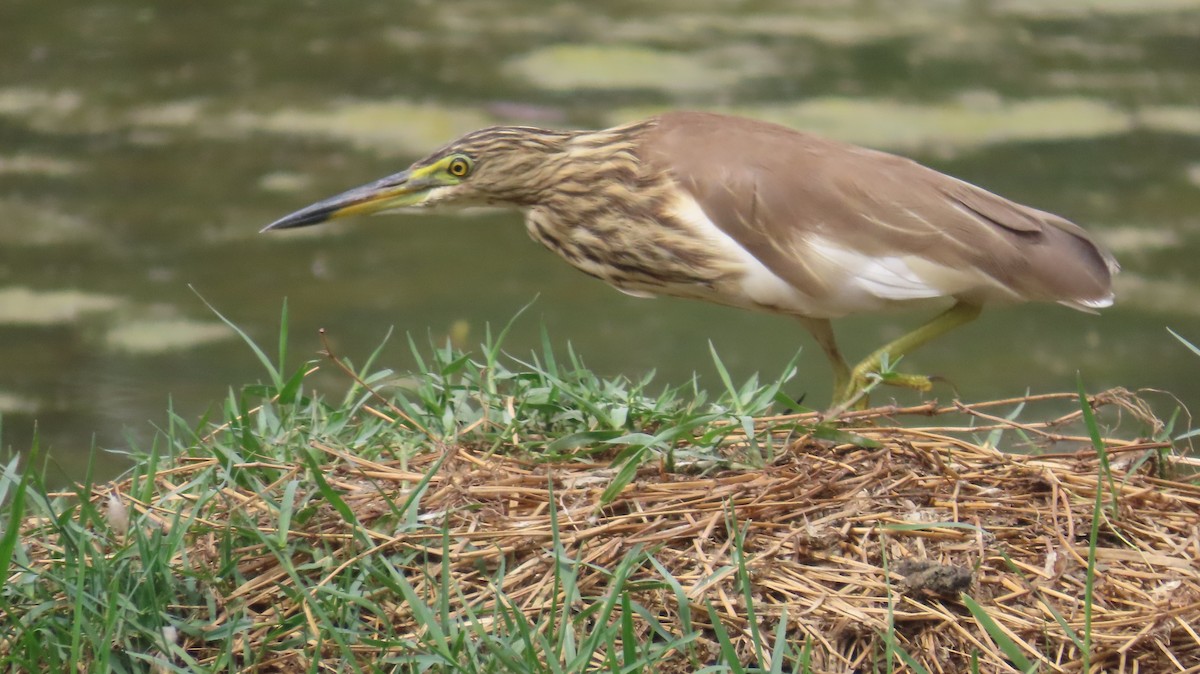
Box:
[261,126,574,232]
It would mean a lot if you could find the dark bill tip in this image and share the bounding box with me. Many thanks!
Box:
[260,169,419,233]
[260,204,337,232]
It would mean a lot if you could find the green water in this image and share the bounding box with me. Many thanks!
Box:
[3,1,1199,484]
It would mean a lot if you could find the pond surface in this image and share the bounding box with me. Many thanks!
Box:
[3,0,1200,484]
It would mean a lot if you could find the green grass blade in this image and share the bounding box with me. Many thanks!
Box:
[1076,374,1109,673]
[621,591,637,669]
[191,285,281,386]
[276,479,298,548]
[568,547,645,670]
[600,444,649,505]
[648,555,693,637]
[708,341,745,415]
[731,518,765,666]
[485,296,537,371]
[277,297,288,377]
[0,456,27,580]
[962,593,1037,673]
[892,644,934,674]
[768,606,789,674]
[1167,327,1200,358]
[1077,375,1117,514]
[299,452,366,544]
[704,600,746,674]
[1038,593,1084,652]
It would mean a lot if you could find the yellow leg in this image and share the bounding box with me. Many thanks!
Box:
[798,317,852,401]
[835,302,982,405]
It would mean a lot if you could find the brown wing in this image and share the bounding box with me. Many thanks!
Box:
[640,111,1117,308]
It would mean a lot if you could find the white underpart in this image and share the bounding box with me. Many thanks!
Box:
[807,236,1012,311]
[806,238,948,300]
[667,195,826,313]
[671,194,1000,318]
[617,287,657,299]
[1064,295,1114,311]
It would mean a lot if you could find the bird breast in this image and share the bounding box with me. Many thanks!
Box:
[522,202,736,295]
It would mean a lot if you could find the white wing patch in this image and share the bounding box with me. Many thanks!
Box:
[1060,294,1114,312]
[668,194,1015,317]
[806,237,948,301]
[617,287,657,299]
[669,194,828,314]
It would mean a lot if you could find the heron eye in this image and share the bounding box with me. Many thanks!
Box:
[447,156,471,178]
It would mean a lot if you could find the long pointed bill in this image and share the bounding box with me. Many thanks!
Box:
[260,168,441,232]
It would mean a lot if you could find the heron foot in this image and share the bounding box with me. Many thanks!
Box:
[827,302,980,410]
[872,371,934,393]
[832,368,936,411]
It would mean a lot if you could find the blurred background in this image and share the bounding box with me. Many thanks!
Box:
[2,0,1199,485]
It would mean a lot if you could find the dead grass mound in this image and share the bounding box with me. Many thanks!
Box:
[66,391,1200,671]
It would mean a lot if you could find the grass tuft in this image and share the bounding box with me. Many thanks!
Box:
[0,316,1196,672]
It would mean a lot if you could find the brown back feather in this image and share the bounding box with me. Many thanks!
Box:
[639,111,1117,307]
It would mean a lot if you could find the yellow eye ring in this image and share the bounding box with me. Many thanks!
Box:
[447,157,471,177]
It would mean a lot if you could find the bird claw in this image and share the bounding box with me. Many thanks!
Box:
[875,372,935,392]
[833,370,937,411]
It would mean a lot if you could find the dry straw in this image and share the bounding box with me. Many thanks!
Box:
[27,389,1200,671]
